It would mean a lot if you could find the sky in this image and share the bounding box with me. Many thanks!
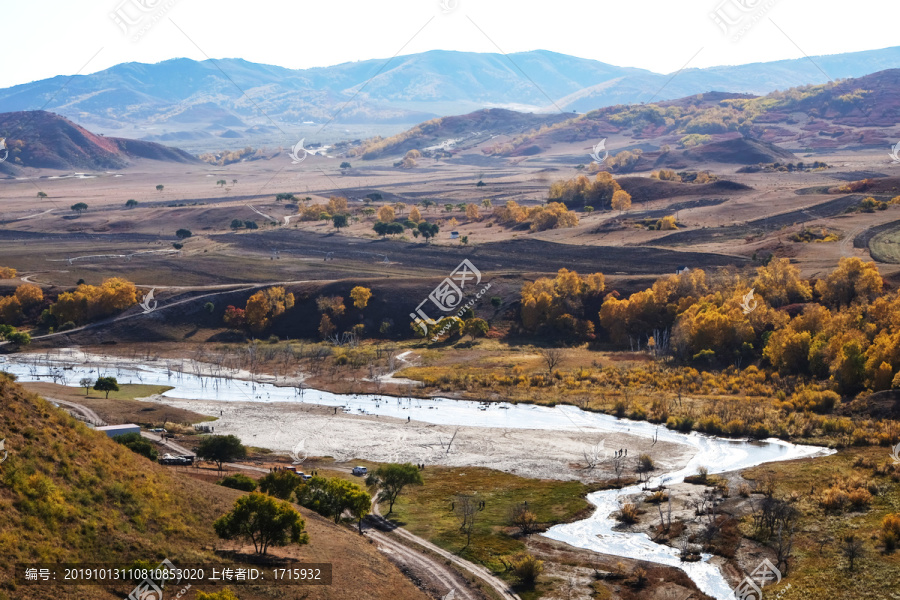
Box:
[1,0,896,89]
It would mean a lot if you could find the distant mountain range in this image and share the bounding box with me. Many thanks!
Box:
[1,47,899,151]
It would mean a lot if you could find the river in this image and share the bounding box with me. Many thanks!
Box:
[0,350,833,599]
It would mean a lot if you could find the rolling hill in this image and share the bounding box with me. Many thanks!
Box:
[0,371,430,600]
[0,111,199,173]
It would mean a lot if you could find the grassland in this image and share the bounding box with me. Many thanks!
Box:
[0,374,432,600]
[739,447,900,600]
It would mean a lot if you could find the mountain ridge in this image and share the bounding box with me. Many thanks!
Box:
[1,47,898,151]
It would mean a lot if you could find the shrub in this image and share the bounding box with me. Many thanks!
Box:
[616,503,640,524]
[218,473,258,492]
[510,553,543,586]
[637,453,655,472]
[114,432,158,461]
[881,514,900,553]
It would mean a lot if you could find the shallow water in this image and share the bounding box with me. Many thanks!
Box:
[1,351,833,599]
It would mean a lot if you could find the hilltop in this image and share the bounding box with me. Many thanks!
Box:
[0,111,199,174]
[1,47,899,151]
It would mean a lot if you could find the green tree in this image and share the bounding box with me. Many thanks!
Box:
[373,221,389,238]
[332,214,349,231]
[258,470,302,499]
[175,228,193,239]
[37,191,48,200]
[218,473,258,492]
[125,199,138,208]
[417,222,439,244]
[214,492,309,555]
[365,463,423,514]
[340,161,352,169]
[217,179,227,187]
[156,184,164,192]
[71,202,88,214]
[93,376,119,398]
[196,434,247,471]
[297,476,371,530]
[463,317,489,341]
[114,432,158,461]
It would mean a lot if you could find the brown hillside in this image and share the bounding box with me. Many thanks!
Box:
[0,372,428,600]
[0,110,199,172]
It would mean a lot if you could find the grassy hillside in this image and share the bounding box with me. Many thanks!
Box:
[0,372,429,600]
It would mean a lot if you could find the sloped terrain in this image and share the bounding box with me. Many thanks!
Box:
[0,111,199,172]
[0,372,429,600]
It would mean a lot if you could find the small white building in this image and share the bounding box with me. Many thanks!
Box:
[450,231,459,239]
[96,424,140,438]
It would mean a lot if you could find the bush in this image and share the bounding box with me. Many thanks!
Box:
[637,453,655,472]
[510,553,543,586]
[616,503,640,524]
[218,473,258,492]
[114,432,158,461]
[881,514,900,553]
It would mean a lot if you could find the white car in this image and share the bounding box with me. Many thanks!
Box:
[351,466,368,476]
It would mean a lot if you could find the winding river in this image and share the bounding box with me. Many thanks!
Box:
[1,350,833,600]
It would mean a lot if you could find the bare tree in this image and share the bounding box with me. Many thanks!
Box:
[537,348,564,374]
[611,453,625,483]
[840,534,864,572]
[454,494,480,549]
[509,503,538,536]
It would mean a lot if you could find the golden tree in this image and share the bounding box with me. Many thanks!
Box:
[377,205,396,222]
[350,286,373,309]
[465,203,481,221]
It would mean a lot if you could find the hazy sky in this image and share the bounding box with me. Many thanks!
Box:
[2,0,895,89]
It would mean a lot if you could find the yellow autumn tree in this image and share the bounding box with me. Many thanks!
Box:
[377,205,396,222]
[327,196,348,215]
[815,257,882,307]
[752,258,812,307]
[465,204,481,221]
[244,286,295,332]
[0,267,16,279]
[611,189,632,212]
[50,277,138,325]
[350,286,372,309]
[14,283,43,308]
[408,206,422,223]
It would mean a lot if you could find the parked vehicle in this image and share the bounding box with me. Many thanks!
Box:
[351,466,368,476]
[158,454,194,466]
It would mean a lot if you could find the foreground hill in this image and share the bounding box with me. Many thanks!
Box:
[1,47,899,149]
[0,111,199,173]
[0,372,429,600]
